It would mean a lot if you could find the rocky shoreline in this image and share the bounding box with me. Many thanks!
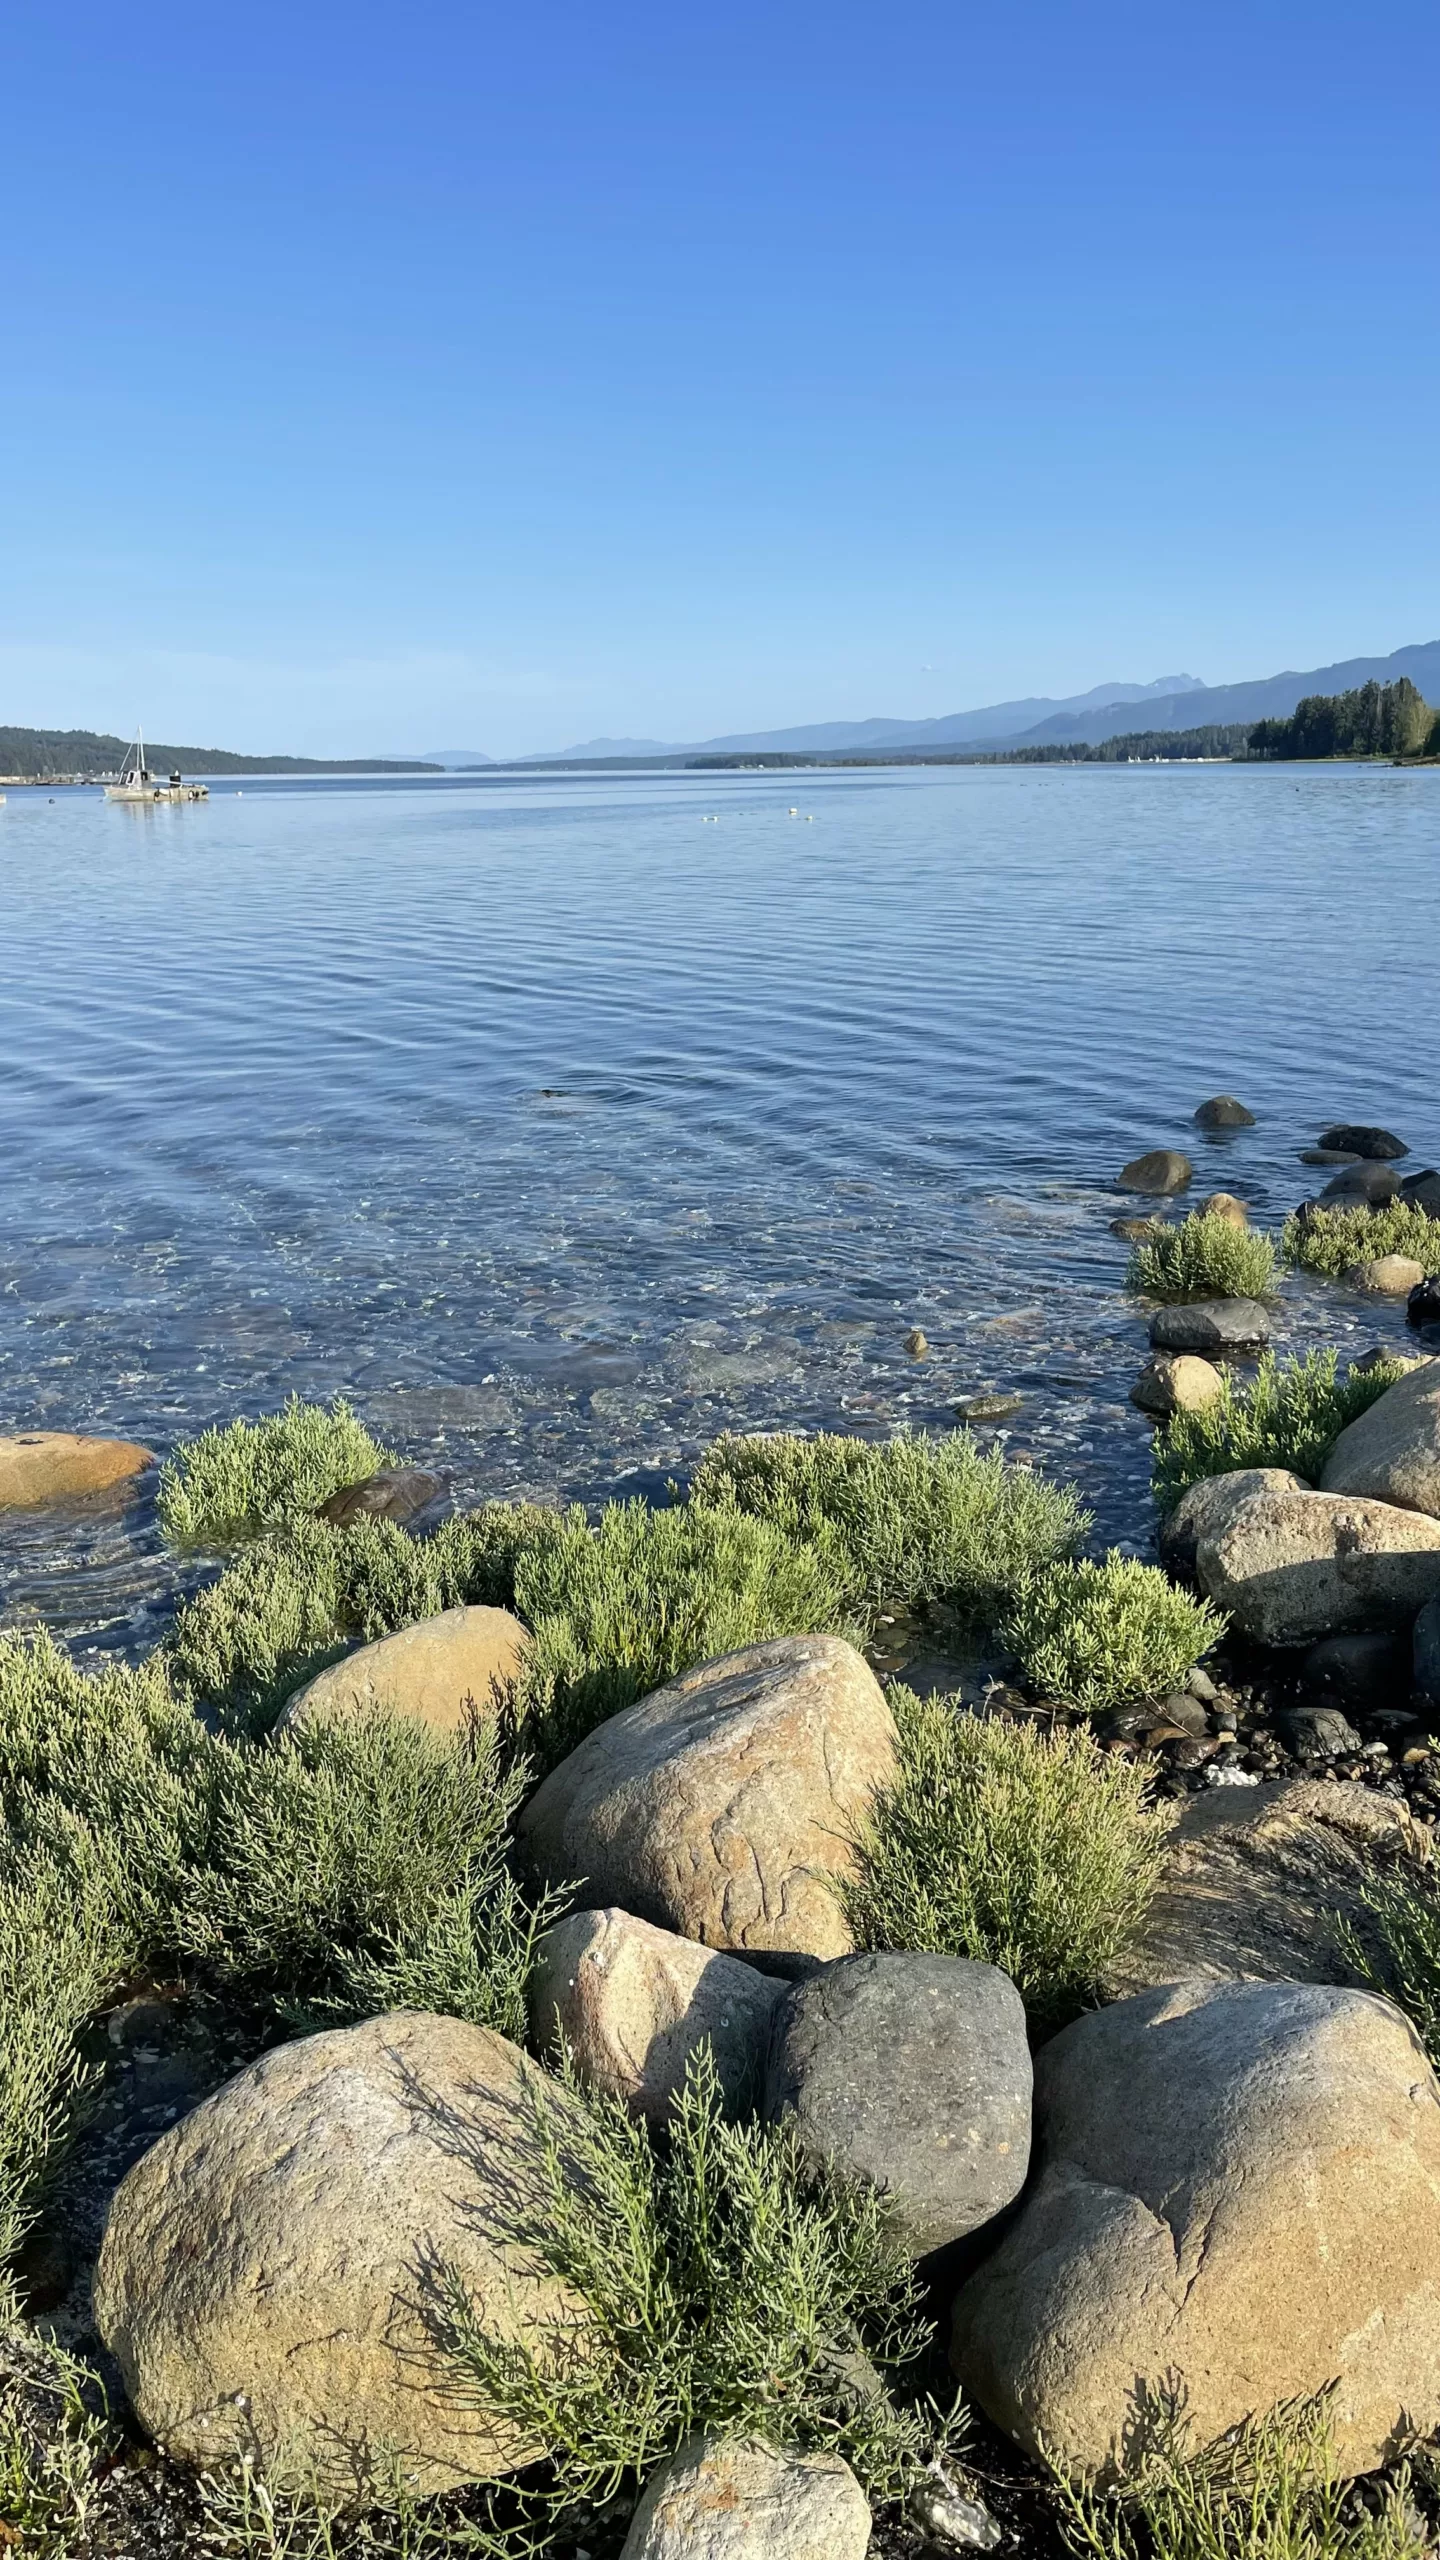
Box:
[2,1092,1440,2558]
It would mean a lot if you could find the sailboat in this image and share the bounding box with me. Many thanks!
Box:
[105,732,209,804]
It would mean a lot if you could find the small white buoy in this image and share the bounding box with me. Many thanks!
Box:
[788,805,798,816]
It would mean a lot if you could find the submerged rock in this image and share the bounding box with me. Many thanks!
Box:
[1197,1191,1249,1225]
[952,1978,1440,2478]
[1118,1149,1193,1196]
[1194,1096,1256,1129]
[763,1952,1031,2258]
[620,2435,872,2560]
[94,2013,594,2499]
[517,1635,897,1964]
[528,1906,782,2122]
[955,1391,1024,1422]
[276,1604,530,1739]
[0,1431,155,1509]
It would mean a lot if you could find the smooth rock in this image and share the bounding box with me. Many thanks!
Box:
[528,1906,783,2121]
[1319,1124,1409,1161]
[1301,1628,1410,1713]
[1278,1704,1362,1757]
[1410,1279,1440,1332]
[620,2435,872,2560]
[952,1978,1440,2477]
[1399,1170,1440,1217]
[1417,1598,1440,1703]
[276,1604,531,1739]
[1130,1352,1226,1419]
[1149,1298,1271,1354]
[1322,1164,1400,1205]
[1118,1150,1193,1196]
[1350,1256,1427,1295]
[318,1467,446,1525]
[1108,1780,1428,1998]
[955,1391,1024,1422]
[1196,1481,1440,1644]
[1300,1147,1362,1167]
[1159,1467,1308,1582]
[1198,1192,1249,1225]
[1320,1359,1440,1519]
[517,1635,897,1963]
[0,1432,155,1509]
[94,2013,593,2498]
[763,1952,1031,2259]
[1194,1096,1256,1129]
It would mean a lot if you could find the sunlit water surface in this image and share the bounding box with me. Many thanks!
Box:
[1,760,1435,1655]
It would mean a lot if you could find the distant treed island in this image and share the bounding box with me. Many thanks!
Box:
[0,729,440,781]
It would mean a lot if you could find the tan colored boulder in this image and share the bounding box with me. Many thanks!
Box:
[94,2012,591,2499]
[0,1431,154,1508]
[953,1978,1440,2478]
[1107,1779,1428,1998]
[517,1636,897,1963]
[1131,1352,1225,1419]
[1320,1358,1440,1519]
[276,1604,530,1739]
[1198,1192,1249,1226]
[621,2434,873,2560]
[528,1906,784,2121]
[1349,1256,1426,1296]
[1195,1482,1440,1644]
[1159,1467,1307,1580]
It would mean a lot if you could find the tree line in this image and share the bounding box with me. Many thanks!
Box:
[1247,677,1439,761]
[0,727,438,779]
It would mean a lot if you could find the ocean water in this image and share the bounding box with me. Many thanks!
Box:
[0,759,1435,1655]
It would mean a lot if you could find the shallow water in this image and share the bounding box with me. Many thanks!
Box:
[1,760,1435,1656]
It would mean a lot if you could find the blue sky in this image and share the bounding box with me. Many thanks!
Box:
[4,0,1438,758]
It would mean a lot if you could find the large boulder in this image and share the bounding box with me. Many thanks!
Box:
[1195,1481,1440,1644]
[94,2012,591,2498]
[620,2435,872,2560]
[1149,1300,1270,1354]
[952,1979,1440,2477]
[517,1636,897,1965]
[528,1906,783,2122]
[1159,1468,1307,1581]
[276,1605,530,1740]
[1321,1165,1399,1206]
[1106,1780,1428,1998]
[1320,1360,1440,1519]
[763,1953,1031,2258]
[0,1431,155,1508]
[1119,1150,1192,1196]
[1400,1170,1440,1217]
[1319,1124,1409,1161]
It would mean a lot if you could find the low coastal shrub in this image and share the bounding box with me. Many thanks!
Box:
[1126,1213,1277,1304]
[157,1397,395,1549]
[1339,1868,1440,2072]
[1050,2387,1427,2560]
[1001,1556,1224,1712]
[690,1428,1090,1631]
[440,2046,962,2527]
[840,1687,1167,2027]
[1151,1350,1407,1513]
[1283,1201,1440,1281]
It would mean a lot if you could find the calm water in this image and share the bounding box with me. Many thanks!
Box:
[1,760,1436,1655]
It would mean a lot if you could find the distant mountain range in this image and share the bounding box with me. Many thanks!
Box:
[433,639,1440,765]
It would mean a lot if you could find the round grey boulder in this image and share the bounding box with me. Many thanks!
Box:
[1321,1164,1400,1206]
[1319,1124,1409,1161]
[1118,1150,1193,1196]
[1149,1298,1271,1354]
[1194,1096,1255,1129]
[763,1952,1031,2259]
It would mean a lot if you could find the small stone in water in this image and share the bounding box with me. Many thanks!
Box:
[956,1392,1024,1423]
[1118,1148,1193,1195]
[905,1327,929,1357]
[1194,1095,1256,1128]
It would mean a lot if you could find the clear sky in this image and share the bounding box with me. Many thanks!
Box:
[4,0,1438,758]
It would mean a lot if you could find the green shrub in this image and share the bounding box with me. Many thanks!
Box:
[1001,1556,1223,1711]
[840,1689,1167,2028]
[439,2046,961,2529]
[1151,1350,1407,1513]
[1050,2386,1426,2560]
[0,2327,121,2556]
[1127,1213,1277,1304]
[1338,1866,1440,2071]
[690,1429,1089,1631]
[1283,1201,1440,1281]
[513,1497,854,1772]
[158,1397,396,1549]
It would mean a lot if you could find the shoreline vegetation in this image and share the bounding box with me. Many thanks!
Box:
[1,1096,1440,2557]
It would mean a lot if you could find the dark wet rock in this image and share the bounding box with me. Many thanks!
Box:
[955,1392,1024,1423]
[1149,1298,1271,1354]
[1301,1630,1410,1714]
[1417,1599,1440,1705]
[1110,1214,1161,1241]
[317,1465,446,1525]
[1118,1149,1193,1195]
[1320,1163,1400,1206]
[1409,1280,1440,1332]
[1194,1096,1256,1129]
[1152,1692,1210,1737]
[763,1952,1032,2259]
[1319,1125,1409,1161]
[1300,1147,1362,1167]
[1399,1170,1440,1217]
[1279,1704,1363,1758]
